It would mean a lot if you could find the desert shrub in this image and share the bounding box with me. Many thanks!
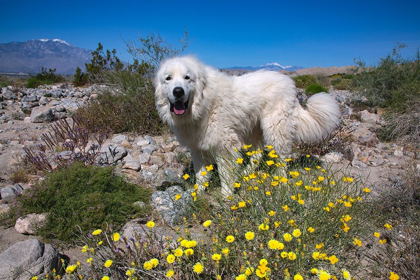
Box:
[293,74,318,88]
[351,44,420,143]
[60,146,401,280]
[4,162,151,242]
[315,73,330,88]
[332,78,352,90]
[73,32,188,135]
[24,117,111,172]
[331,77,342,86]
[73,66,89,86]
[305,83,328,94]
[26,77,42,88]
[35,67,66,83]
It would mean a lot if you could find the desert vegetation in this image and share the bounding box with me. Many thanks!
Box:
[2,38,419,280]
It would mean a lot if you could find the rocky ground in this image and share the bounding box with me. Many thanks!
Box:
[0,84,418,279]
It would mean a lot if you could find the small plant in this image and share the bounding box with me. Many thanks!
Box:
[305,83,328,94]
[4,162,152,242]
[292,74,318,88]
[26,77,42,88]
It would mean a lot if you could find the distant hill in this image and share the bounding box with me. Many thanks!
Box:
[0,39,92,75]
[226,62,305,72]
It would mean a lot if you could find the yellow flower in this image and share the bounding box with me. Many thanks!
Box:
[294,273,303,280]
[343,176,354,182]
[311,268,318,274]
[319,270,331,280]
[384,223,393,230]
[143,261,153,270]
[81,245,88,253]
[280,177,288,183]
[66,264,77,274]
[236,274,247,280]
[238,201,246,208]
[174,248,183,257]
[308,227,315,233]
[31,277,38,280]
[175,194,181,201]
[389,271,400,280]
[245,267,254,275]
[166,269,175,278]
[245,231,255,240]
[259,259,268,266]
[193,262,204,274]
[323,206,330,212]
[342,269,351,280]
[212,253,222,261]
[236,158,244,164]
[316,243,324,249]
[292,229,302,238]
[259,223,269,231]
[271,181,279,186]
[329,255,339,264]
[277,242,285,250]
[374,232,381,238]
[104,260,113,268]
[102,277,110,280]
[150,258,159,268]
[126,269,134,276]
[266,160,275,166]
[265,191,271,196]
[87,258,92,264]
[186,240,197,248]
[203,220,212,227]
[167,254,175,264]
[283,233,293,242]
[92,229,102,236]
[363,187,371,193]
[146,221,155,228]
[112,232,120,242]
[222,247,230,255]
[312,251,320,260]
[183,174,190,180]
[379,239,387,244]
[185,248,194,256]
[353,238,362,247]
[281,251,288,258]
[234,182,241,188]
[268,239,279,250]
[243,144,253,149]
[288,252,297,260]
[298,199,305,205]
[206,165,214,171]
[268,210,276,216]
[226,235,235,243]
[282,205,289,211]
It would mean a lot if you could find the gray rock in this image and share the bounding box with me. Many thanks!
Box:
[2,88,16,100]
[139,152,151,164]
[112,134,129,144]
[360,110,380,124]
[142,144,157,155]
[351,159,368,170]
[98,144,128,164]
[153,168,184,190]
[322,152,343,163]
[30,106,55,123]
[15,213,47,235]
[0,239,62,280]
[144,135,156,145]
[151,185,193,226]
[0,184,23,201]
[123,160,141,171]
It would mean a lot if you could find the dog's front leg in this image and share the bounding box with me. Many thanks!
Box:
[191,150,211,193]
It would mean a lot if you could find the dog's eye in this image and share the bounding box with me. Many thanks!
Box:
[165,76,172,81]
[185,75,190,80]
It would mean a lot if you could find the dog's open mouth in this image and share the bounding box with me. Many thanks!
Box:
[170,99,189,115]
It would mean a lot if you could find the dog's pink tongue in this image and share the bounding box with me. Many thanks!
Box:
[174,101,186,115]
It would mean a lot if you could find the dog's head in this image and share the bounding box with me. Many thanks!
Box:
[154,56,206,121]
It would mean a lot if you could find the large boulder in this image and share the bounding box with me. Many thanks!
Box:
[30,106,55,123]
[0,239,62,280]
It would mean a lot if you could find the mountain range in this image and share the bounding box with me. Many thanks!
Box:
[0,39,306,75]
[226,62,304,72]
[0,39,92,75]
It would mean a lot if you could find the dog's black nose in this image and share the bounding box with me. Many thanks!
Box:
[173,87,185,98]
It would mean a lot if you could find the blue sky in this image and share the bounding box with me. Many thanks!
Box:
[1,0,419,68]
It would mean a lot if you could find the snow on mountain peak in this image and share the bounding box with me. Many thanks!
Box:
[262,62,292,69]
[37,38,71,46]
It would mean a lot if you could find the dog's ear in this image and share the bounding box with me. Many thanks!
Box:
[195,69,207,98]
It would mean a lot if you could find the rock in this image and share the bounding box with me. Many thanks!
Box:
[322,152,343,163]
[2,87,16,100]
[123,160,141,171]
[98,144,128,164]
[15,213,47,235]
[360,110,380,124]
[0,239,62,280]
[112,134,128,144]
[139,152,151,164]
[351,159,368,170]
[23,117,32,123]
[0,184,23,202]
[151,185,193,226]
[142,144,157,155]
[153,168,184,190]
[133,201,147,208]
[30,106,55,123]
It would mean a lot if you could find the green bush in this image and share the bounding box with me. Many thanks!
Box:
[5,163,151,241]
[305,83,328,94]
[293,75,318,88]
[26,77,41,88]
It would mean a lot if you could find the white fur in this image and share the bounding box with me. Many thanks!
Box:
[155,56,341,195]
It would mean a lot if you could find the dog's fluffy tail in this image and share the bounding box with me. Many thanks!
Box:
[295,92,341,144]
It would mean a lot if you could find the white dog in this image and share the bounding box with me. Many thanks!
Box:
[154,56,340,195]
